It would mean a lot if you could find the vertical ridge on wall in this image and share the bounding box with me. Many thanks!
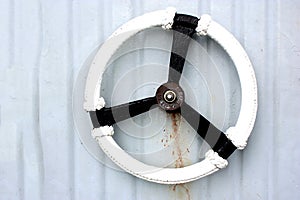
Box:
[39,1,75,199]
[13,1,22,199]
[272,1,281,199]
[8,0,14,68]
[241,1,266,199]
[34,0,45,199]
[275,1,300,199]
[33,1,44,199]
[72,1,107,199]
[16,126,24,200]
[0,0,11,69]
[67,1,75,199]
[265,0,279,199]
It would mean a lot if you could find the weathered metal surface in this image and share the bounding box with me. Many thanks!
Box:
[0,0,300,199]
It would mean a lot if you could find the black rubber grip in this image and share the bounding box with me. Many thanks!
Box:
[181,102,236,159]
[168,13,199,83]
[92,97,157,127]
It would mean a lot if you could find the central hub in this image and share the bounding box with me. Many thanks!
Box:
[156,82,184,112]
[164,90,177,103]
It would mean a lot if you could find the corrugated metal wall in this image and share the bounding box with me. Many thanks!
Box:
[1,0,300,199]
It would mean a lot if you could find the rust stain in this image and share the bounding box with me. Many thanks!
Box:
[171,113,184,168]
[169,113,191,200]
[171,184,191,200]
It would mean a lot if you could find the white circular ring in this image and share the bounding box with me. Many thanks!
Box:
[83,8,257,184]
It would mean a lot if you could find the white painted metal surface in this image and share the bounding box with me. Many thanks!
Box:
[1,0,300,199]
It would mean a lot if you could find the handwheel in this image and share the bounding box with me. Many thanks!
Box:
[83,8,257,184]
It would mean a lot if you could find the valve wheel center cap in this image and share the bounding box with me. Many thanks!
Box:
[164,90,177,103]
[156,82,184,112]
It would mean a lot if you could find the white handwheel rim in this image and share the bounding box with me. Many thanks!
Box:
[83,8,258,184]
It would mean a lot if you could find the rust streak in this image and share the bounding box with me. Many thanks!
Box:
[169,113,191,199]
[171,184,191,200]
[171,113,184,168]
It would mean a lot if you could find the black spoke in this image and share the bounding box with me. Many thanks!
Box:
[168,13,199,83]
[91,96,158,127]
[180,102,236,159]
